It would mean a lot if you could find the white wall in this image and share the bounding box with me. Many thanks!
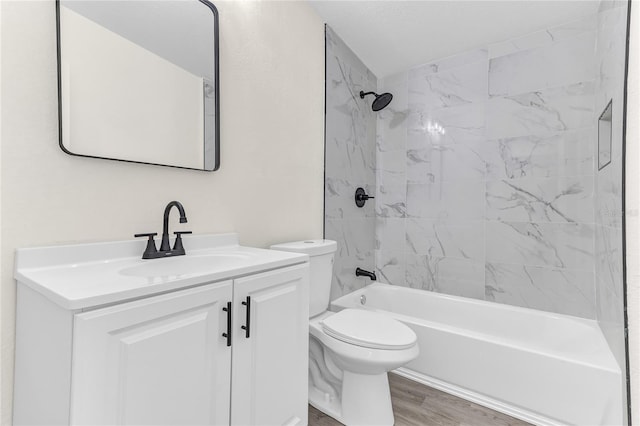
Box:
[0,0,324,421]
[626,1,639,422]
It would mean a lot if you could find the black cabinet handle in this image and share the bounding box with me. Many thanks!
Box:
[241,296,251,338]
[222,302,232,347]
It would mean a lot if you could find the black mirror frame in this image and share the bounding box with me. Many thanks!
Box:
[55,0,220,171]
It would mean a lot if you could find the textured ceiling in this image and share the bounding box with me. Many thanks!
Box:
[309,0,600,78]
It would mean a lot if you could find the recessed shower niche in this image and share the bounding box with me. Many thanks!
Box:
[599,100,613,170]
[56,0,219,170]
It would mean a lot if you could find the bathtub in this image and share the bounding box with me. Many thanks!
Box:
[331,283,623,426]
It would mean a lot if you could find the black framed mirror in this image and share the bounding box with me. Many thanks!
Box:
[56,0,219,171]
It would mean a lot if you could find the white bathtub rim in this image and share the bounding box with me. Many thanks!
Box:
[392,368,565,426]
[332,283,620,373]
[340,282,598,323]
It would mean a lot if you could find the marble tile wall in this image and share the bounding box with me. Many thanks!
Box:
[326,8,626,327]
[375,16,604,319]
[592,1,628,377]
[324,26,377,300]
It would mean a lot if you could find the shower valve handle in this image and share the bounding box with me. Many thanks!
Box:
[355,187,374,208]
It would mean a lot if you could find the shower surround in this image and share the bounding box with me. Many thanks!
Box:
[325,2,629,422]
[325,1,626,330]
[324,25,377,300]
[374,9,628,322]
[592,1,628,394]
[376,18,598,317]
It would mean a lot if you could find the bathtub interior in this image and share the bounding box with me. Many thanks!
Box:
[330,283,623,425]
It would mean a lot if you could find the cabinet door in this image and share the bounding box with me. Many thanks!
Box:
[231,264,309,426]
[70,281,233,425]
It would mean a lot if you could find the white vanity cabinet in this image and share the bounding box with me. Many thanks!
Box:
[70,280,234,425]
[231,266,309,426]
[13,234,309,426]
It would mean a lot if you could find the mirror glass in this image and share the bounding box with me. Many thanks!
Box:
[57,0,219,171]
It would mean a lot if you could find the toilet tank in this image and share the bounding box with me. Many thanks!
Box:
[270,240,337,317]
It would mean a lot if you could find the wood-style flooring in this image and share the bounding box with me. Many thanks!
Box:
[308,373,533,426]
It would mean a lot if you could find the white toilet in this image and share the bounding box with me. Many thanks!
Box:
[270,240,419,426]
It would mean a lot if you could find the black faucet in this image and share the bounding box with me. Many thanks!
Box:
[355,267,377,281]
[134,201,192,259]
[160,201,187,251]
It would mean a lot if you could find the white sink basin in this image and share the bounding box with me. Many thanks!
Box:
[119,253,253,278]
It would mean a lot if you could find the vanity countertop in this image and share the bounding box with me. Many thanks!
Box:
[14,233,308,310]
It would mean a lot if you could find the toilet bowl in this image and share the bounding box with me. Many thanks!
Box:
[270,240,419,426]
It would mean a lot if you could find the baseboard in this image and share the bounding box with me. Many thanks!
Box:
[392,368,564,426]
[308,387,345,424]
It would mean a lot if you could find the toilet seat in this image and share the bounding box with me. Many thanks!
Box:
[309,311,419,375]
[321,309,417,350]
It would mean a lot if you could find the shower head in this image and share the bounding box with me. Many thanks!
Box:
[359,91,393,111]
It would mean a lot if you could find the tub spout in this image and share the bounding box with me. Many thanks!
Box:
[356,267,377,281]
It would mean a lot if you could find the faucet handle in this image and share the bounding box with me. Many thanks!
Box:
[134,233,158,238]
[173,231,192,254]
[134,233,159,259]
[355,187,375,208]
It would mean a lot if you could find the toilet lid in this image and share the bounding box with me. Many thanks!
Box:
[321,309,417,350]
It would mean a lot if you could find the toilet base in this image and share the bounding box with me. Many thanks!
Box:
[342,371,394,425]
[309,371,394,426]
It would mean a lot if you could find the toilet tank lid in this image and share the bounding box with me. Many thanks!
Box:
[270,240,337,256]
